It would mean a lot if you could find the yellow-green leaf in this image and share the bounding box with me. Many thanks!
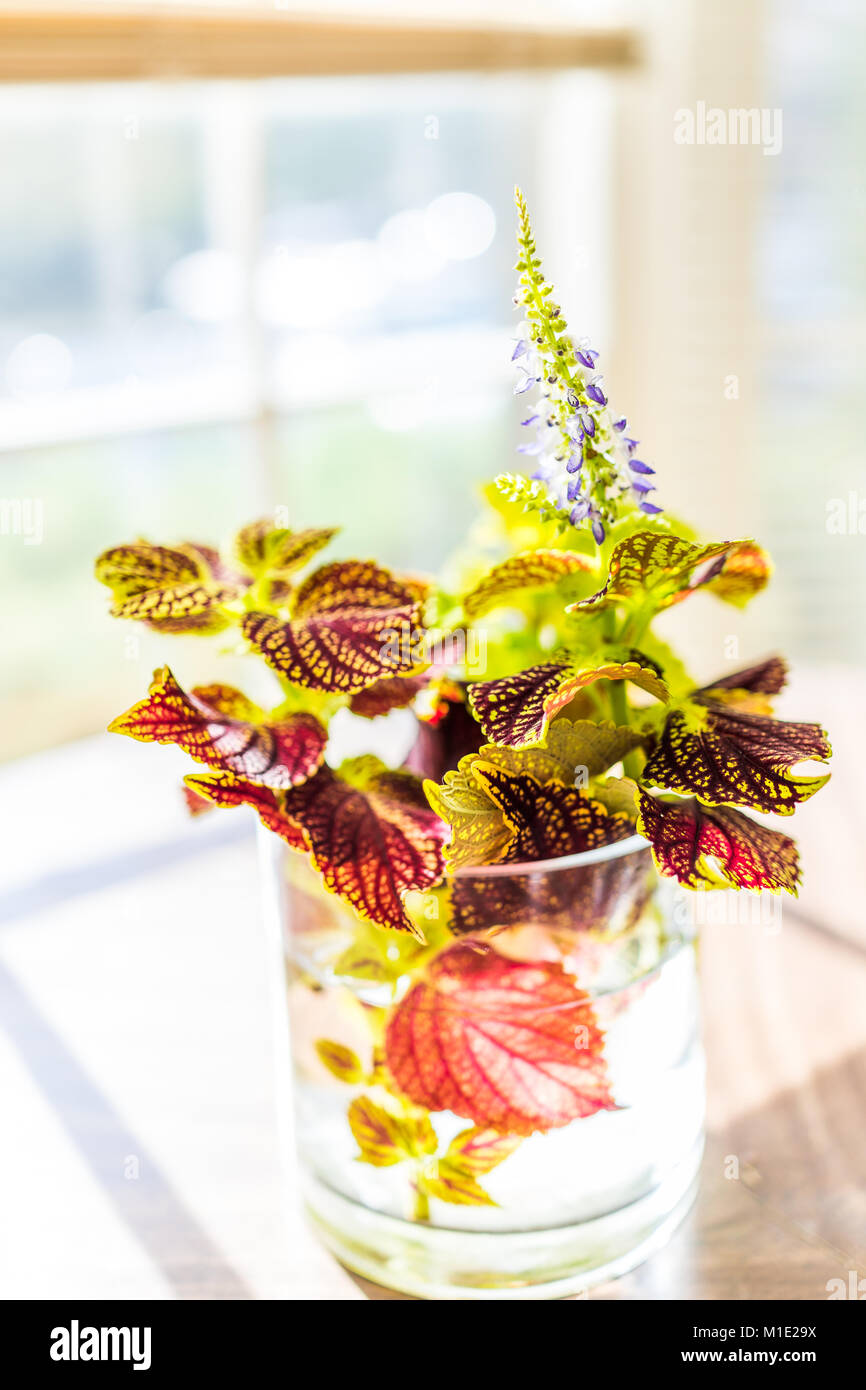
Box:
[424,765,515,870]
[462,548,591,619]
[425,721,643,870]
[333,917,437,987]
[545,718,643,779]
[705,541,772,608]
[314,1039,364,1085]
[569,532,739,614]
[587,775,639,819]
[444,1126,522,1176]
[401,1111,438,1159]
[95,541,244,633]
[422,1162,497,1207]
[233,519,338,578]
[347,1097,408,1167]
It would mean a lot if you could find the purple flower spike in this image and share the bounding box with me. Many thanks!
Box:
[567,478,583,503]
[564,417,583,443]
[531,460,556,482]
[510,210,661,535]
[576,339,599,370]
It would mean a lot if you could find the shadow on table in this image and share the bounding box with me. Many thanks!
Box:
[341,1045,866,1301]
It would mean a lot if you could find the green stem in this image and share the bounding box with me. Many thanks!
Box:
[607,676,643,781]
[623,744,644,783]
[411,1172,430,1222]
[618,603,655,650]
[242,575,275,612]
[608,677,630,730]
[523,269,583,406]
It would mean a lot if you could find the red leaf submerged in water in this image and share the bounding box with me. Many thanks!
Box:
[385,940,615,1135]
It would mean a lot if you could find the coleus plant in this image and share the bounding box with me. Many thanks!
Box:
[96,191,830,1215]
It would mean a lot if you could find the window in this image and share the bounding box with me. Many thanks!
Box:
[0,60,617,759]
[1,1,859,765]
[756,0,866,662]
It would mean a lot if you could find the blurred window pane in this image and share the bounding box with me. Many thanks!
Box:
[758,0,866,663]
[0,72,613,761]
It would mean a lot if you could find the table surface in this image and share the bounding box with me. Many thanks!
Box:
[0,689,863,1301]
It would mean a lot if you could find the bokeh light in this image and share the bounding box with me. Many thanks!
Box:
[423,191,496,261]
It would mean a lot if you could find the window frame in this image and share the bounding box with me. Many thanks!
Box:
[0,9,639,83]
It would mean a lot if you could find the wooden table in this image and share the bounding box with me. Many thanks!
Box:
[0,726,863,1301]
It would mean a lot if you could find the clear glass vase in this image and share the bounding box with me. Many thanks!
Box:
[260,829,704,1300]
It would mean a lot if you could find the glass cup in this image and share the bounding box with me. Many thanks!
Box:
[261,830,705,1299]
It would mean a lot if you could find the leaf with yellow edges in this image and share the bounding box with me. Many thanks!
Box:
[242,560,429,693]
[233,519,338,578]
[292,560,429,616]
[443,1126,522,1176]
[183,771,307,851]
[467,658,668,749]
[568,532,739,614]
[636,790,801,894]
[426,720,642,870]
[95,542,245,633]
[347,1097,408,1167]
[704,541,772,608]
[641,701,830,815]
[424,763,515,870]
[280,759,447,935]
[109,666,327,789]
[433,755,647,936]
[315,1040,364,1085]
[462,548,591,619]
[470,765,634,863]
